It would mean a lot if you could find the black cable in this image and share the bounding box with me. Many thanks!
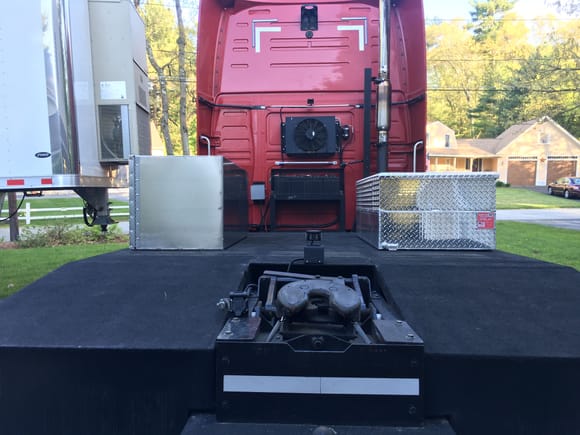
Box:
[391,93,426,106]
[279,107,285,162]
[197,96,265,110]
[342,159,364,167]
[0,192,27,223]
[275,217,339,230]
[258,198,271,232]
[287,258,304,273]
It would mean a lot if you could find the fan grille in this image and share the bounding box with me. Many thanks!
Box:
[294,118,328,153]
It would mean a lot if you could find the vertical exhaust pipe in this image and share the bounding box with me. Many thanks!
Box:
[377,0,391,172]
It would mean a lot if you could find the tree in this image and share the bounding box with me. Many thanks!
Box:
[137,1,197,155]
[175,0,190,155]
[545,0,580,16]
[468,0,516,43]
[469,9,532,136]
[146,41,174,155]
[427,21,484,136]
[506,18,580,136]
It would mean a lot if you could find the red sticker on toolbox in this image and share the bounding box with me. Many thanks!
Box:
[476,212,495,230]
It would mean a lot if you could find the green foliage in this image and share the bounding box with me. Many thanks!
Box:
[495,180,511,187]
[138,1,197,155]
[427,21,483,136]
[469,0,516,42]
[17,224,127,248]
[427,1,579,138]
[509,20,580,137]
[545,0,580,16]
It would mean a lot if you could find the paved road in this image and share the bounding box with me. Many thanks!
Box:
[496,208,580,231]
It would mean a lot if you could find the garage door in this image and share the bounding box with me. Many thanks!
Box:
[508,160,537,186]
[547,160,577,184]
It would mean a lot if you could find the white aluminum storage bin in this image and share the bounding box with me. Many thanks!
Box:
[356,172,498,250]
[130,156,247,250]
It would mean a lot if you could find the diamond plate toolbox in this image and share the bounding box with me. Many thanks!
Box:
[356,172,499,250]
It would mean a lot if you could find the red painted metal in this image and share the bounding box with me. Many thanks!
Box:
[197,0,426,230]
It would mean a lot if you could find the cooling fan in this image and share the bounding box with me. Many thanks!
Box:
[282,116,339,157]
[294,118,328,153]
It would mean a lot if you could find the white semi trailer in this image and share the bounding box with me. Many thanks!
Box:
[0,0,150,228]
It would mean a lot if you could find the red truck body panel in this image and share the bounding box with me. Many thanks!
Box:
[197,0,426,230]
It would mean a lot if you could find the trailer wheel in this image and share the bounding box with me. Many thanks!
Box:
[83,202,97,227]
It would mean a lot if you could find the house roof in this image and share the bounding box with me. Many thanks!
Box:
[427,116,580,159]
[459,139,498,153]
[428,142,499,158]
[494,119,537,152]
[427,121,454,132]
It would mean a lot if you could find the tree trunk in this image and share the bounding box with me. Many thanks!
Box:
[146,42,174,156]
[8,192,20,242]
[175,0,190,155]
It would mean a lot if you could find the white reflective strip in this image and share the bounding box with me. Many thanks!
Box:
[321,377,419,396]
[223,375,419,396]
[255,27,281,53]
[224,375,319,394]
[337,25,365,51]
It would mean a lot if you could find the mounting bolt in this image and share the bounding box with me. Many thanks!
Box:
[408,405,417,415]
[406,333,414,341]
[311,336,325,350]
[396,320,403,326]
[216,298,231,311]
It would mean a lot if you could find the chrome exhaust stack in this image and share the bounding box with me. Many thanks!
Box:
[377,0,391,172]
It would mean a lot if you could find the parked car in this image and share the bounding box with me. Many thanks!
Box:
[548,177,580,199]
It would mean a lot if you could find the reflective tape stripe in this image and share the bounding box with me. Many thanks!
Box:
[223,375,419,396]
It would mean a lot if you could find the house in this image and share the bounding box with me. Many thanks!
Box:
[426,121,499,173]
[426,117,580,186]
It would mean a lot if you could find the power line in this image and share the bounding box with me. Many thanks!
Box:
[429,58,578,62]
[428,88,577,93]
[425,17,579,24]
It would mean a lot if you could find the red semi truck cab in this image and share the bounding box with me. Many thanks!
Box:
[197,0,426,230]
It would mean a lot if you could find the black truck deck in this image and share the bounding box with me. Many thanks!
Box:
[0,232,578,435]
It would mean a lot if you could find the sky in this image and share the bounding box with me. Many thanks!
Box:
[423,0,556,21]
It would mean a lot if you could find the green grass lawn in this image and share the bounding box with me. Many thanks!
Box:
[496,221,580,271]
[496,187,580,209]
[0,242,127,298]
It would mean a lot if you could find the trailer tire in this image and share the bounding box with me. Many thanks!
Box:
[83,203,97,227]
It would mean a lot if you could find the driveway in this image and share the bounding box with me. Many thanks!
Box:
[497,208,580,231]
